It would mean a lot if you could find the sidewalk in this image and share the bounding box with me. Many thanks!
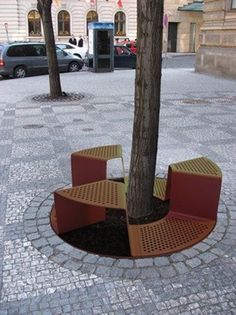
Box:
[0,69,235,314]
[164,52,196,58]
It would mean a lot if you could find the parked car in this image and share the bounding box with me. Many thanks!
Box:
[86,45,136,69]
[56,42,88,60]
[114,45,136,68]
[0,42,84,78]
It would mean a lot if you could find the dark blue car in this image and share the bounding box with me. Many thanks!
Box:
[87,45,136,69]
[114,45,136,68]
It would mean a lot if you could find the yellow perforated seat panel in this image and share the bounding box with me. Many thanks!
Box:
[124,176,168,201]
[72,145,123,161]
[128,216,215,257]
[170,157,222,177]
[55,180,127,209]
[153,178,167,200]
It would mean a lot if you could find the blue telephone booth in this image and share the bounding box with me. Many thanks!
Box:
[88,22,114,72]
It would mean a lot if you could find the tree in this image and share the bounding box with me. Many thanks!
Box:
[37,0,62,98]
[127,0,164,218]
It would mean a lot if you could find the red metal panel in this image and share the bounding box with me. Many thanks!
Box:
[54,192,106,234]
[169,171,222,220]
[71,155,106,186]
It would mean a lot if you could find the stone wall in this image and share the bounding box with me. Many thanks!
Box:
[196,0,236,78]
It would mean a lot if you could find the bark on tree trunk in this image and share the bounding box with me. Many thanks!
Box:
[127,0,164,218]
[37,0,62,98]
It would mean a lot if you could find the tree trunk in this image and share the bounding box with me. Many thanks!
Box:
[37,0,62,98]
[127,0,164,218]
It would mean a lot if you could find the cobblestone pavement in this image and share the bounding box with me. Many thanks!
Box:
[0,69,236,314]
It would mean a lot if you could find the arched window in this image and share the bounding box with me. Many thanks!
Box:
[86,11,98,35]
[114,11,126,36]
[58,10,70,36]
[28,10,41,36]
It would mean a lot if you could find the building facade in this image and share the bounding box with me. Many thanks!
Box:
[196,0,236,78]
[164,0,203,53]
[0,0,202,53]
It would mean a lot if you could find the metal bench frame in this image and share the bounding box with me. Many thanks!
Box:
[52,145,222,257]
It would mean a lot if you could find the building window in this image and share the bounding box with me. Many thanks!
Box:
[28,10,41,36]
[58,10,70,36]
[114,11,126,36]
[232,0,236,8]
[86,11,98,35]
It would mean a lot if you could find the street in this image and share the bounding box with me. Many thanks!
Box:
[0,54,196,81]
[163,54,196,68]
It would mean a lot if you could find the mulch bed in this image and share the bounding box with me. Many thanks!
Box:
[61,198,169,257]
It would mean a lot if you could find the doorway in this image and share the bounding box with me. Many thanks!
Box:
[168,22,178,52]
[189,23,196,52]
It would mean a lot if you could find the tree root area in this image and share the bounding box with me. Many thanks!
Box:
[61,198,169,257]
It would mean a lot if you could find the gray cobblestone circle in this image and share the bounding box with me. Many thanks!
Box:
[23,183,235,280]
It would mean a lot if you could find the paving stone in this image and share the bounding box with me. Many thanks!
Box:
[159,265,177,278]
[51,253,68,264]
[97,256,115,266]
[116,259,134,268]
[210,247,225,257]
[39,245,54,256]
[154,257,171,267]
[170,253,186,262]
[109,267,124,278]
[55,243,73,254]
[182,248,199,258]
[193,243,210,252]
[47,235,63,246]
[139,267,160,279]
[27,232,40,241]
[135,258,154,268]
[186,258,202,268]
[173,262,189,274]
[70,249,86,260]
[198,252,217,264]
[31,238,48,248]
[95,265,111,277]
[83,254,99,264]
[124,268,141,279]
[63,259,82,271]
[79,263,96,274]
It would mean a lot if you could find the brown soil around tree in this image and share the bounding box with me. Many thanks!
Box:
[60,198,169,258]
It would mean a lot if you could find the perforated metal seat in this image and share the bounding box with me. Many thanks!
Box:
[153,178,168,201]
[71,144,125,186]
[72,145,123,161]
[170,157,221,177]
[128,215,215,257]
[54,180,127,234]
[127,157,221,257]
[55,180,127,210]
[168,157,222,220]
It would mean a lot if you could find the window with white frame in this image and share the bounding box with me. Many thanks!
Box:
[28,10,41,36]
[86,11,98,35]
[58,10,70,36]
[232,0,236,8]
[114,12,126,36]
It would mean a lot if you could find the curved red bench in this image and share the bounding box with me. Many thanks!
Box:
[52,145,222,257]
